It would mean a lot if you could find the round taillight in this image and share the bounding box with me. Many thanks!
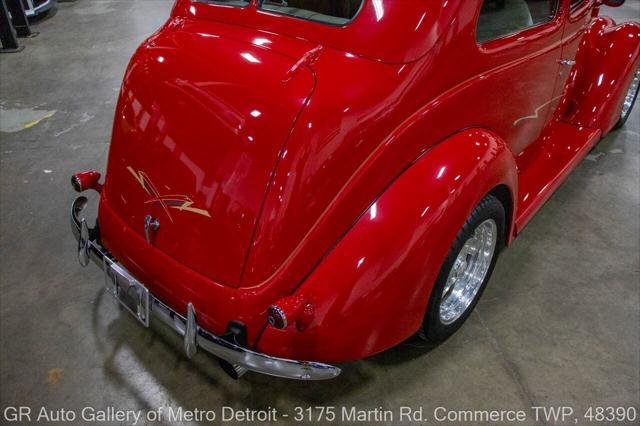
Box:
[71,171,102,193]
[267,305,288,329]
[267,296,314,331]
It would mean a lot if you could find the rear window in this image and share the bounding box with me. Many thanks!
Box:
[259,0,363,25]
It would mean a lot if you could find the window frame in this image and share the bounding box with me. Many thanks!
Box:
[193,0,251,8]
[475,0,562,46]
[256,0,366,27]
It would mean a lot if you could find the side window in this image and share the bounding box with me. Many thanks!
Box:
[477,0,559,43]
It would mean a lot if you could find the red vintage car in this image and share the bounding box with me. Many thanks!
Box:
[71,0,639,380]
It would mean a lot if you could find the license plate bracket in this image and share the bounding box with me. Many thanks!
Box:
[103,257,150,327]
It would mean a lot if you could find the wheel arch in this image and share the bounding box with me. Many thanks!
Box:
[489,184,515,246]
[256,128,519,362]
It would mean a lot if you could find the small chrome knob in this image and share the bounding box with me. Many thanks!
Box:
[143,215,160,244]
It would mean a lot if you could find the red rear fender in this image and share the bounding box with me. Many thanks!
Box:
[563,18,640,133]
[257,129,518,362]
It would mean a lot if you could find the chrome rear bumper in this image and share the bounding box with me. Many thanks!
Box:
[71,196,341,381]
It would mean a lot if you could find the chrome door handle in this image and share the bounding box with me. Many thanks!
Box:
[558,59,577,66]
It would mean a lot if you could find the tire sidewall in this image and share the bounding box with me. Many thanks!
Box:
[424,195,506,343]
[615,67,640,130]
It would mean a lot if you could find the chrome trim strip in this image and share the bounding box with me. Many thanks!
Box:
[70,197,341,381]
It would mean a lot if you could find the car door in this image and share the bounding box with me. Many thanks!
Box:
[473,0,564,155]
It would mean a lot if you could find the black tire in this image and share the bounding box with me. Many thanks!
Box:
[613,68,639,130]
[418,195,506,343]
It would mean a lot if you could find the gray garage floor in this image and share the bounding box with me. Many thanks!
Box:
[1,1,639,425]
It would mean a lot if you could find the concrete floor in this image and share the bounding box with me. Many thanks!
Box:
[1,1,638,425]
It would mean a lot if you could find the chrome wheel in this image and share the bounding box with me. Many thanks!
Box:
[621,68,640,119]
[439,219,497,325]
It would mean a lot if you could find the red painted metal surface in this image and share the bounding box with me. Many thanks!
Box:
[258,129,518,362]
[84,0,639,362]
[242,0,567,288]
[562,17,640,132]
[515,123,602,232]
[103,19,316,286]
[171,0,462,64]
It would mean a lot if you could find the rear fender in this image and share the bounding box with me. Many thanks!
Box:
[564,17,640,133]
[258,129,518,362]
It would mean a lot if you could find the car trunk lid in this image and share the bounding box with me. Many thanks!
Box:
[103,19,316,287]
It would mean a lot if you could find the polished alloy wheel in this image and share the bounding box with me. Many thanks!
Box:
[621,68,640,119]
[439,219,497,325]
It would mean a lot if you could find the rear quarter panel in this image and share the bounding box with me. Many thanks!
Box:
[258,129,517,362]
[244,0,566,293]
